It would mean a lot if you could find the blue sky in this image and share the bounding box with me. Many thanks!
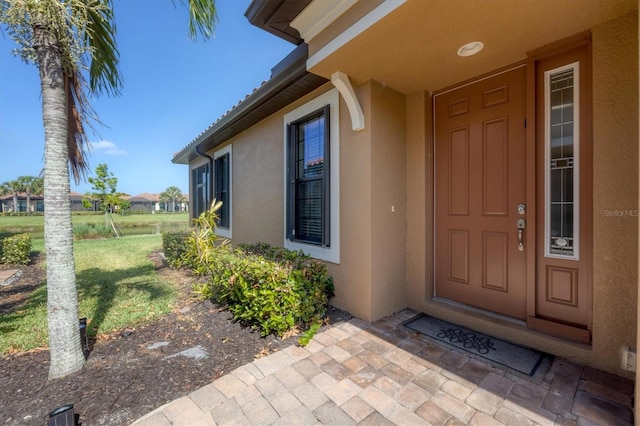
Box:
[0,0,293,196]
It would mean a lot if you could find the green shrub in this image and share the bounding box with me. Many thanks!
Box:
[176,202,333,337]
[206,243,334,337]
[73,223,114,239]
[179,200,227,274]
[0,233,32,265]
[162,230,191,268]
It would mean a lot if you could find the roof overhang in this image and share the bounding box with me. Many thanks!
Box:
[172,43,328,165]
[244,0,312,45]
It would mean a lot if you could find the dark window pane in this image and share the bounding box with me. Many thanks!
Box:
[215,153,230,229]
[550,169,562,202]
[288,107,329,245]
[295,179,323,243]
[563,168,573,203]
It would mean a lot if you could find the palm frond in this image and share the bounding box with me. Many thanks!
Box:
[82,0,122,96]
[180,0,218,40]
[65,71,92,183]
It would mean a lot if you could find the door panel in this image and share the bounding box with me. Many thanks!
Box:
[435,67,528,320]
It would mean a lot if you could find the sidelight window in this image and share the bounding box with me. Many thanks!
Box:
[545,63,579,259]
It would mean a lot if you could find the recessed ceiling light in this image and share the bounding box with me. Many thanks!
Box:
[457,41,484,57]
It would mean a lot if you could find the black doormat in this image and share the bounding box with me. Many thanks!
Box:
[404,314,551,376]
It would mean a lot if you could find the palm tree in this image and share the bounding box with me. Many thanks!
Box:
[17,175,44,214]
[0,0,217,379]
[176,192,187,212]
[0,182,8,212]
[3,179,23,212]
[162,186,183,212]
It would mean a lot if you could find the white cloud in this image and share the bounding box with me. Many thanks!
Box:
[90,140,127,156]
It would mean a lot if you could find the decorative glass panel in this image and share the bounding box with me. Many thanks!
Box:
[546,64,579,258]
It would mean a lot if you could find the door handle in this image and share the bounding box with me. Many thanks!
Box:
[516,218,526,251]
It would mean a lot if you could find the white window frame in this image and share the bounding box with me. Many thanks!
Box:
[214,144,232,239]
[544,61,580,260]
[190,157,210,219]
[284,89,340,263]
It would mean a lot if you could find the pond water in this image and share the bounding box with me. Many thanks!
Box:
[115,223,190,237]
[0,222,190,240]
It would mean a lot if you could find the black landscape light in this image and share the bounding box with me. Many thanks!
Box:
[79,317,88,351]
[48,404,75,426]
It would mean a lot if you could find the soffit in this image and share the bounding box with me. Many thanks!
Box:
[306,0,637,94]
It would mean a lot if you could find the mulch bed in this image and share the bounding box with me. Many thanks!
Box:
[0,251,352,425]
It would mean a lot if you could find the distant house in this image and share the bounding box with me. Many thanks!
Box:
[128,193,160,213]
[0,191,187,213]
[70,191,88,212]
[163,0,640,378]
[128,193,189,213]
[0,192,44,213]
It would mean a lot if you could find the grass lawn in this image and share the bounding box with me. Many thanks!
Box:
[0,234,178,354]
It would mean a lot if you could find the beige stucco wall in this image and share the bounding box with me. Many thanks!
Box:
[369,81,408,319]
[326,83,373,320]
[327,80,409,321]
[405,91,431,306]
[231,116,284,246]
[591,10,638,375]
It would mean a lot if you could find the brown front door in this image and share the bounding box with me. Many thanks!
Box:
[435,66,528,320]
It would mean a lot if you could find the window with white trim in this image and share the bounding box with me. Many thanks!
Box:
[191,162,210,220]
[214,145,232,238]
[284,89,340,263]
[287,106,330,245]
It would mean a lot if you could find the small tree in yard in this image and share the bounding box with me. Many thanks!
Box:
[83,163,127,217]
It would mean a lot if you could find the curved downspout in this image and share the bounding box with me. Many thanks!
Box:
[195,144,214,213]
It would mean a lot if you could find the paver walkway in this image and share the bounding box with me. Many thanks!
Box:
[133,309,634,425]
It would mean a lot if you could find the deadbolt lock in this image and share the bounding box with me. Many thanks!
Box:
[517,203,526,215]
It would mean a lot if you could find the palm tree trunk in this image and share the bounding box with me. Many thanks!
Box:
[12,193,18,212]
[34,22,85,379]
